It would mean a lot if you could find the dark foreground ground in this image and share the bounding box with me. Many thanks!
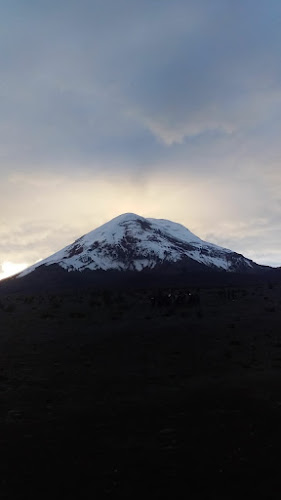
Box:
[1,282,281,498]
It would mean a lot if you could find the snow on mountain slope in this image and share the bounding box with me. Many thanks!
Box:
[18,213,254,278]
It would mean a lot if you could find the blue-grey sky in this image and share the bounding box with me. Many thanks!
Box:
[1,0,281,277]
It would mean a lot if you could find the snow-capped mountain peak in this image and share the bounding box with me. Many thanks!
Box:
[18,213,255,278]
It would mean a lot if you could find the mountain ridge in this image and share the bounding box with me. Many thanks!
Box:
[18,212,259,278]
[1,212,278,294]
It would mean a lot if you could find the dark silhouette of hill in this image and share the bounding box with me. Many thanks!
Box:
[0,261,278,296]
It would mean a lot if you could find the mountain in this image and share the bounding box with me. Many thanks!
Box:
[0,212,273,293]
[19,212,261,276]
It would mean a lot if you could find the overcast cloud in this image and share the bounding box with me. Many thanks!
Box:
[1,0,281,277]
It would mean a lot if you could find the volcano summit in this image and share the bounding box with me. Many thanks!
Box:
[19,213,259,277]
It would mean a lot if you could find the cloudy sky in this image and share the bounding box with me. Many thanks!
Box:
[1,0,281,278]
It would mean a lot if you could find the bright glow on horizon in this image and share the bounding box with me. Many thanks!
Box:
[1,172,281,270]
[0,2,281,272]
[0,262,29,280]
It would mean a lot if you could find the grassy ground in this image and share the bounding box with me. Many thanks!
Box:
[0,283,281,498]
